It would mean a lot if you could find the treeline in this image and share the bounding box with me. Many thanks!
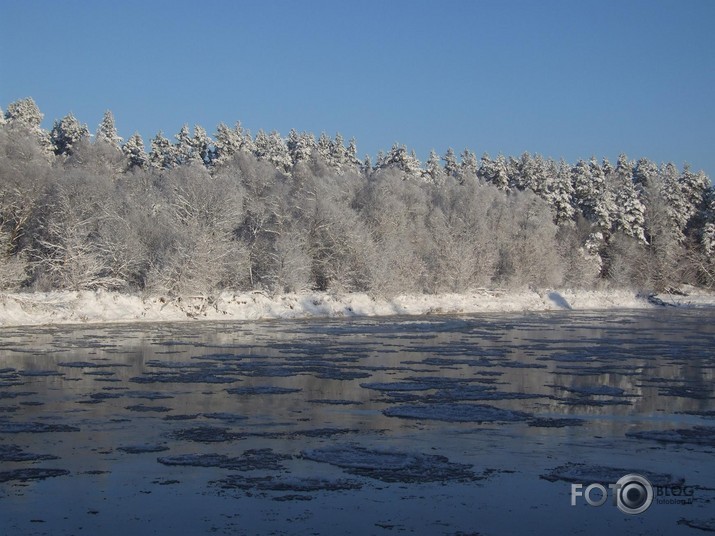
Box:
[0,97,713,297]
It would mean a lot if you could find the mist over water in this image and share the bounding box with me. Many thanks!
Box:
[0,309,713,534]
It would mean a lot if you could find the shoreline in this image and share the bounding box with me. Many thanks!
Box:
[1,287,713,328]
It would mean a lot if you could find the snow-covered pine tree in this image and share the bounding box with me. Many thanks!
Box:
[122,132,148,169]
[660,162,689,238]
[633,157,659,194]
[253,130,290,172]
[192,125,212,166]
[4,98,53,156]
[601,157,614,178]
[174,124,194,166]
[5,97,43,128]
[240,126,256,155]
[316,132,333,163]
[212,122,243,166]
[377,144,422,177]
[443,148,458,178]
[588,157,614,231]
[608,154,646,242]
[331,132,348,168]
[149,131,176,169]
[529,154,552,199]
[95,110,122,148]
[571,159,595,217]
[512,152,535,191]
[253,129,269,160]
[346,137,361,167]
[678,164,710,231]
[50,113,90,156]
[459,149,478,184]
[426,150,444,184]
[287,129,305,166]
[267,131,292,172]
[478,153,510,191]
[549,159,575,225]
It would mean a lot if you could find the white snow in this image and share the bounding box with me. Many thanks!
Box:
[0,287,713,327]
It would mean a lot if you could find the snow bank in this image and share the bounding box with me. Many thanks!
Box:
[0,287,713,327]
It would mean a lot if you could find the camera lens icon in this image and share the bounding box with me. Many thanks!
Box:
[616,474,653,515]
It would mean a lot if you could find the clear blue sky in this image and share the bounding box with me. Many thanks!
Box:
[1,0,714,177]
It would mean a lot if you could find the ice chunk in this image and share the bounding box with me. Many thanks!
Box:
[541,462,682,486]
[301,444,476,483]
[0,421,80,433]
[383,403,531,423]
[158,449,289,471]
[626,426,715,447]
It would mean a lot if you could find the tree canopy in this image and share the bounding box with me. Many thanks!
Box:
[1,98,713,295]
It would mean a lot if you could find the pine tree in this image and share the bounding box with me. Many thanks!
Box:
[607,154,645,241]
[459,149,478,184]
[426,150,444,184]
[347,137,360,167]
[192,125,211,166]
[530,154,552,198]
[253,130,269,160]
[588,158,611,224]
[122,132,148,169]
[633,157,659,193]
[212,122,242,166]
[287,130,316,166]
[679,164,710,230]
[174,124,193,166]
[96,110,122,148]
[287,129,302,165]
[513,152,535,191]
[254,131,290,172]
[443,148,458,178]
[478,153,510,191]
[549,159,575,225]
[268,131,292,172]
[572,159,595,218]
[601,157,614,178]
[661,162,689,236]
[149,131,175,169]
[5,97,43,128]
[50,113,90,156]
[331,132,348,167]
[4,98,53,155]
[376,144,422,177]
[316,132,333,163]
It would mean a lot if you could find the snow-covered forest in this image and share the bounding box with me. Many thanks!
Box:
[1,97,713,298]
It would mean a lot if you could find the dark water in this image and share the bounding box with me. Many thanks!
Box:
[0,309,713,535]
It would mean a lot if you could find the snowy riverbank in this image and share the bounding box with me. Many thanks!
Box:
[0,287,713,327]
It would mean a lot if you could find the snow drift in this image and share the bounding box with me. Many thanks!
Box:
[1,287,712,327]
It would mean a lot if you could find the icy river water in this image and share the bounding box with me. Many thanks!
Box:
[0,309,713,535]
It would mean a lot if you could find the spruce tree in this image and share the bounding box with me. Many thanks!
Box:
[50,113,90,156]
[122,132,148,169]
[96,110,122,148]
[443,148,458,178]
[426,150,444,184]
[149,131,175,169]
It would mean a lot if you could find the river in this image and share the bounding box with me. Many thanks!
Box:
[0,309,713,535]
